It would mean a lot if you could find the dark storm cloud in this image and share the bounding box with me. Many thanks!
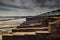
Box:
[0,0,33,10]
[0,0,60,16]
[0,8,11,11]
[0,0,60,10]
[35,0,60,9]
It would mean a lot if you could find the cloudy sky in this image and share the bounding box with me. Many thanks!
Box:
[0,0,60,16]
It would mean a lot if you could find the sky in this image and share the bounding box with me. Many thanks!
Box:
[0,0,60,16]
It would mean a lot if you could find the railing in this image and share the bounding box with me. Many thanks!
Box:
[49,20,60,24]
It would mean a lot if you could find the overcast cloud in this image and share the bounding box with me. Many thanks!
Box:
[0,0,60,16]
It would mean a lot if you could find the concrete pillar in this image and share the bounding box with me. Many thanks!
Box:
[0,35,2,40]
[48,24,51,33]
